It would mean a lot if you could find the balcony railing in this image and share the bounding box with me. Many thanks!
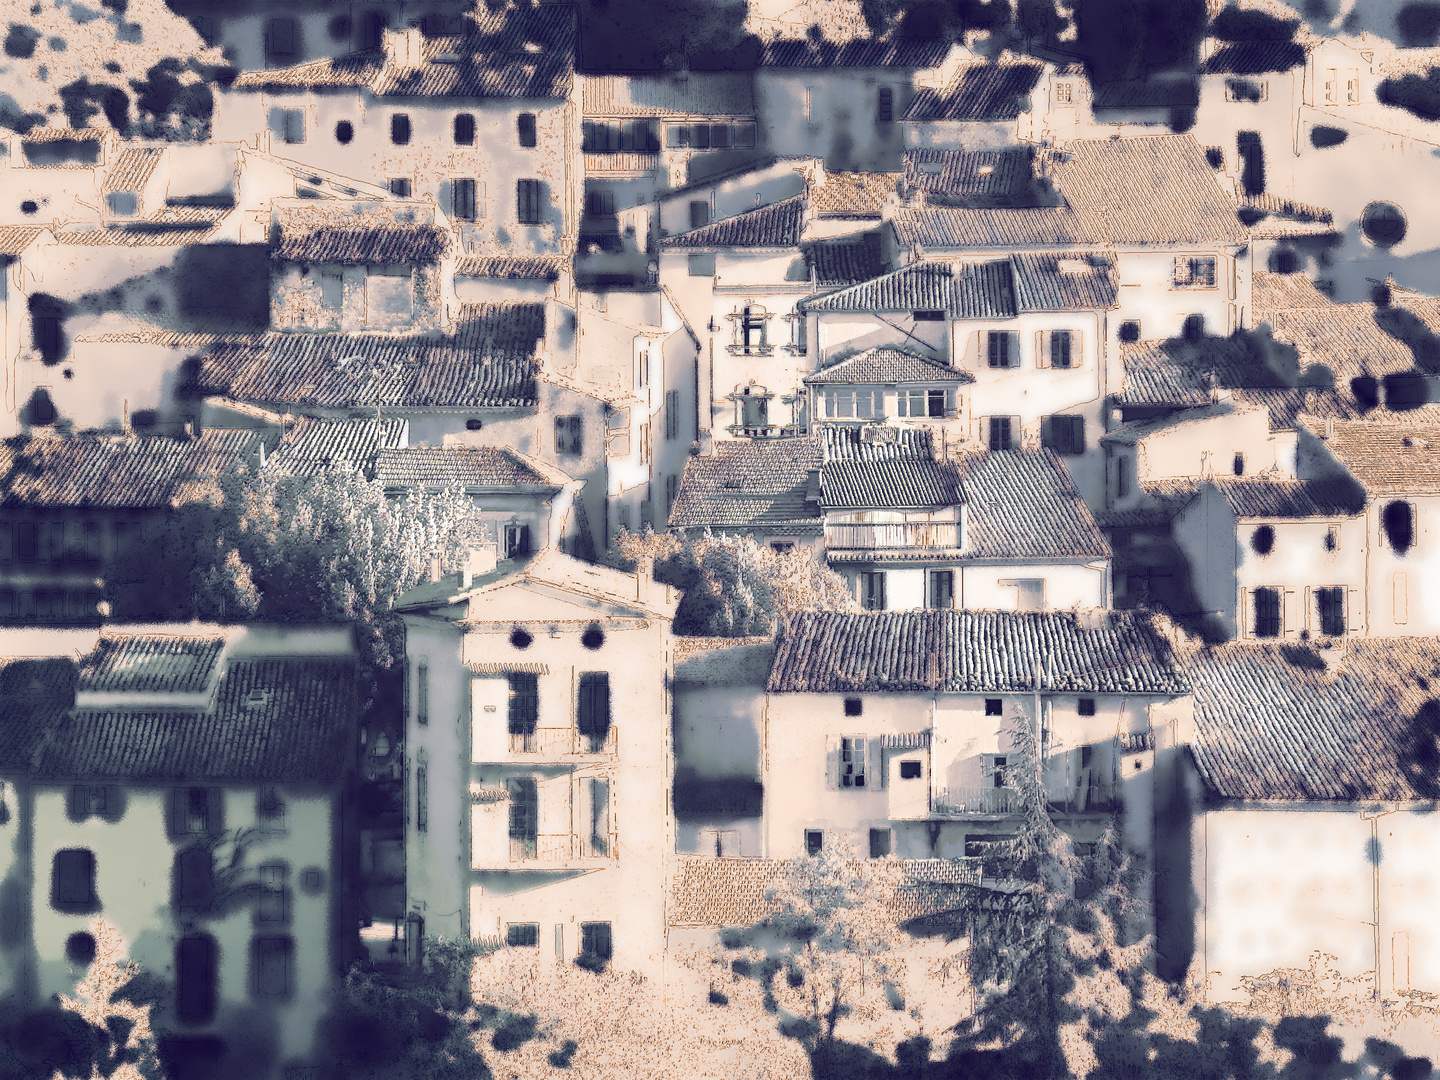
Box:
[725,424,802,439]
[506,727,617,757]
[825,522,962,550]
[508,832,618,864]
[583,151,662,174]
[725,344,774,356]
[933,786,1022,816]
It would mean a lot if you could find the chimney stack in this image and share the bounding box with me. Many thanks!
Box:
[387,26,425,70]
[635,556,654,606]
[429,554,442,584]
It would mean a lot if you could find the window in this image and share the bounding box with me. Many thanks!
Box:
[582,120,660,151]
[687,253,715,277]
[1250,525,1275,556]
[256,864,290,924]
[69,784,111,819]
[988,755,1009,788]
[172,787,221,837]
[1237,131,1264,196]
[804,87,814,123]
[928,569,954,610]
[898,387,952,417]
[452,177,477,221]
[1055,81,1073,105]
[689,200,710,230]
[555,415,583,456]
[899,760,923,780]
[415,765,427,832]
[1325,525,1340,552]
[508,673,538,736]
[390,114,411,146]
[266,16,297,61]
[517,179,544,225]
[986,331,1016,368]
[1043,415,1085,455]
[52,849,97,911]
[787,314,807,353]
[1225,77,1267,102]
[805,830,823,856]
[1232,452,1246,477]
[33,313,61,359]
[388,177,411,197]
[175,935,218,1024]
[860,571,886,611]
[741,306,767,351]
[360,9,388,49]
[251,936,294,1000]
[257,785,287,833]
[1116,454,1132,498]
[1253,587,1281,638]
[823,388,880,419]
[579,922,612,964]
[771,541,795,554]
[517,113,537,148]
[1182,314,1206,341]
[1317,587,1345,637]
[453,113,476,146]
[869,828,892,858]
[1382,500,1415,554]
[106,191,138,216]
[278,109,304,145]
[585,189,616,217]
[844,697,863,717]
[1078,697,1096,716]
[840,736,866,788]
[986,416,1015,451]
[985,698,1003,716]
[1050,330,1074,368]
[503,523,531,559]
[507,923,540,947]
[174,848,214,914]
[577,672,611,746]
[665,390,680,440]
[508,778,537,855]
[877,86,894,124]
[416,659,428,725]
[1174,256,1218,289]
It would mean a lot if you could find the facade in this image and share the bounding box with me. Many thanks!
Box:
[397,548,678,976]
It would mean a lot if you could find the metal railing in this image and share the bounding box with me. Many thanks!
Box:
[933,786,1022,815]
[506,727,617,757]
[508,832,618,864]
[825,522,962,549]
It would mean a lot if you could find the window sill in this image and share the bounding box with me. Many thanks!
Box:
[726,345,774,356]
[1171,284,1218,290]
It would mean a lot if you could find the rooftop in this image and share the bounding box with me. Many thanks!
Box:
[803,232,888,288]
[1188,639,1440,802]
[454,254,567,280]
[1305,417,1440,496]
[1200,39,1307,74]
[266,417,407,479]
[803,346,972,385]
[810,173,898,218]
[668,437,824,534]
[1208,477,1366,519]
[1252,271,1333,317]
[1101,401,1251,446]
[673,637,777,685]
[375,446,570,488]
[101,146,164,195]
[902,60,1044,122]
[582,72,755,117]
[77,633,225,695]
[272,225,451,265]
[52,206,227,247]
[659,195,806,249]
[0,226,46,257]
[760,38,951,69]
[768,609,1188,695]
[902,147,1041,207]
[955,449,1111,561]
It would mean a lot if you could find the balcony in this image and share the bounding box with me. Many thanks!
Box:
[504,727,617,758]
[725,424,802,439]
[726,344,775,356]
[506,832,617,867]
[933,786,1022,816]
[583,151,661,174]
[825,522,963,550]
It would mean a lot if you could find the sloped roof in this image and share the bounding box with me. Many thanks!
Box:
[34,656,358,783]
[102,146,164,195]
[375,446,567,488]
[760,38,950,68]
[1252,271,1332,317]
[803,232,888,287]
[902,147,1039,207]
[273,225,450,264]
[454,254,566,279]
[0,431,256,510]
[891,205,1082,248]
[902,60,1043,121]
[77,634,225,694]
[267,417,407,478]
[0,226,46,256]
[667,437,823,533]
[1308,418,1440,496]
[955,449,1111,560]
[1188,639,1440,802]
[821,424,935,462]
[1200,40,1307,74]
[767,609,1188,694]
[236,7,576,99]
[197,304,544,410]
[820,458,960,509]
[582,72,754,116]
[1209,477,1366,518]
[673,638,776,685]
[803,347,971,385]
[1114,335,1290,409]
[1267,298,1440,385]
[1090,79,1199,109]
[811,173,898,218]
[1102,401,1246,446]
[659,195,806,249]
[0,658,74,769]
[53,207,226,246]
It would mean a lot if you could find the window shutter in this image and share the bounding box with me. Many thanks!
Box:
[1035,331,1049,369]
[167,789,187,840]
[825,735,840,790]
[869,737,884,791]
[1238,588,1249,637]
[206,788,224,834]
[69,785,88,820]
[1347,585,1362,635]
[1040,416,1053,449]
[1303,586,1313,636]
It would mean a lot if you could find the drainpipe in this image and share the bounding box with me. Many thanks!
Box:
[1361,806,1397,1001]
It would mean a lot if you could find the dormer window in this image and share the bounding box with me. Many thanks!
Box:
[1054,81,1073,105]
[246,689,271,710]
[106,192,138,217]
[913,310,944,321]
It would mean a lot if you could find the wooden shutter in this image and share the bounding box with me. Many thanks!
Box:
[205,788,224,834]
[1303,586,1313,637]
[825,735,840,790]
[1238,587,1249,638]
[1035,331,1049,369]
[69,784,87,821]
[869,737,885,791]
[1347,585,1362,635]
[167,788,188,840]
[1394,572,1409,625]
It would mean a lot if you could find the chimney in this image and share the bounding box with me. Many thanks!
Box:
[635,556,654,606]
[429,554,442,584]
[387,26,425,70]
[468,545,497,579]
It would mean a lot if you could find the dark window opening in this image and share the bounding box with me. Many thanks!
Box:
[1253,587,1281,638]
[578,922,612,969]
[986,331,1013,368]
[507,923,539,947]
[840,737,865,788]
[1237,130,1265,195]
[508,777,537,853]
[805,830,823,856]
[390,114,411,146]
[860,571,886,611]
[689,200,710,230]
[555,415,582,456]
[1078,697,1096,716]
[517,178,544,225]
[1118,320,1141,343]
[507,672,538,736]
[66,931,97,966]
[251,936,294,1000]
[577,672,611,747]
[176,934,218,1024]
[1383,500,1415,554]
[843,697,862,717]
[877,86,894,124]
[1233,453,1246,476]
[503,523,531,559]
[1043,415,1085,455]
[869,827,891,858]
[1050,330,1073,368]
[1250,525,1275,556]
[987,416,1013,451]
[899,760,923,779]
[990,755,1008,788]
[1317,586,1346,637]
[581,624,605,650]
[913,309,944,321]
[517,113,537,148]
[928,569,954,609]
[334,120,353,144]
[174,847,215,914]
[1183,314,1206,340]
[452,177,477,222]
[985,698,1002,716]
[388,177,412,197]
[453,113,475,146]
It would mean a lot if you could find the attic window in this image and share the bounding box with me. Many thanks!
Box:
[1057,259,1088,274]
[246,689,271,710]
[913,310,944,321]
[921,162,943,175]
[977,164,995,176]
[843,697,862,716]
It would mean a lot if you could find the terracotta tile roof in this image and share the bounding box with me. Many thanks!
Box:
[454,254,566,279]
[659,195,806,249]
[375,446,566,488]
[0,432,256,510]
[891,205,1083,248]
[582,72,755,117]
[767,609,1188,694]
[1090,78,1199,109]
[197,304,544,410]
[668,855,979,928]
[956,449,1111,560]
[903,147,1040,207]
[1187,639,1440,802]
[803,347,971,385]
[902,60,1044,121]
[1102,401,1246,446]
[0,226,45,256]
[268,417,407,478]
[1252,271,1332,317]
[1267,298,1440,385]
[1306,418,1440,496]
[78,634,225,695]
[1115,336,1286,408]
[19,127,102,142]
[101,146,164,195]
[52,208,224,246]
[1210,477,1365,518]
[803,254,1115,316]
[803,232,887,287]
[820,458,960,509]
[820,424,935,462]
[1238,194,1335,241]
[1200,40,1307,74]
[1095,480,1202,528]
[231,49,384,89]
[0,659,74,766]
[273,225,450,265]
[34,655,358,782]
[810,173,898,218]
[761,38,951,68]
[673,638,776,685]
[668,437,824,533]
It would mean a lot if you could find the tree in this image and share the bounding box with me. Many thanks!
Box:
[606,528,858,637]
[52,920,163,1080]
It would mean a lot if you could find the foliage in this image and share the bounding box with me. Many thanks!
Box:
[106,462,487,672]
[605,527,857,636]
[52,919,163,1080]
